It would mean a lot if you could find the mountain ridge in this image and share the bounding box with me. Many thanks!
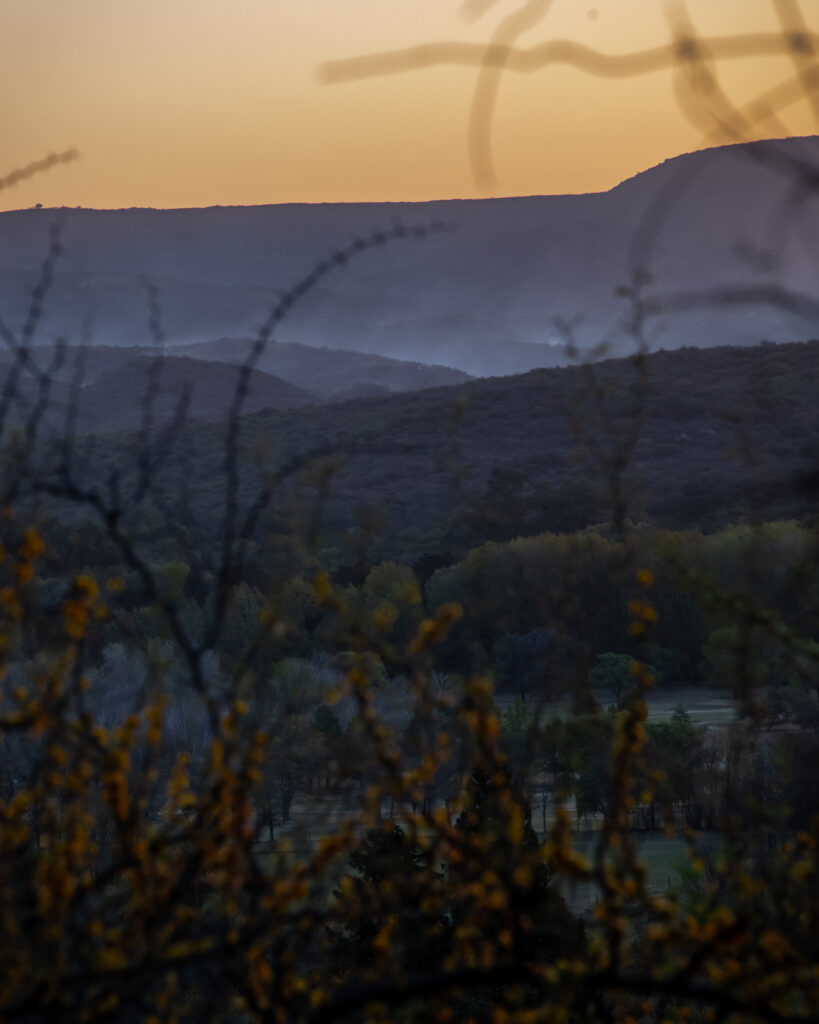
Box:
[3,137,819,375]
[8,136,802,214]
[56,336,819,568]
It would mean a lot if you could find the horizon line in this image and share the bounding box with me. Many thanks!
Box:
[2,135,811,216]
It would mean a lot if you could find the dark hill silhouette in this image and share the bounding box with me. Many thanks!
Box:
[79,356,316,432]
[60,337,819,565]
[3,137,819,374]
[168,337,472,397]
[235,337,819,561]
[0,354,316,436]
[14,339,471,402]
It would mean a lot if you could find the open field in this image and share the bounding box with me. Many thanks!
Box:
[273,795,696,913]
[494,686,737,728]
[271,685,738,852]
[561,835,694,912]
[635,687,736,727]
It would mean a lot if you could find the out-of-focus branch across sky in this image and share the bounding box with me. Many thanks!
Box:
[3,0,819,211]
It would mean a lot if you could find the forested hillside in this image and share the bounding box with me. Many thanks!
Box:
[0,342,471,435]
[45,337,816,572]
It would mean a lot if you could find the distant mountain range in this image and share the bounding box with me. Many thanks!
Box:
[168,337,471,399]
[2,136,819,376]
[0,341,470,435]
[70,355,314,433]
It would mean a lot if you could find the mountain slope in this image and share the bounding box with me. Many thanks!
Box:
[3,137,819,375]
[81,356,316,432]
[61,338,819,566]
[6,340,469,413]
[0,354,316,436]
[168,337,472,397]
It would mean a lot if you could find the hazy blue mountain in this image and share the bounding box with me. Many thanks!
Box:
[168,337,472,397]
[79,355,316,431]
[0,353,316,436]
[2,137,819,374]
[7,338,471,405]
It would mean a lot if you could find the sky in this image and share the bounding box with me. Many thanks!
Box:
[3,0,819,210]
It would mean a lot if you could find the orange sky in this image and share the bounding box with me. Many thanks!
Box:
[3,0,819,211]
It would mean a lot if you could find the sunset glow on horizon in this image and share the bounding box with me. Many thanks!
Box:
[4,0,819,212]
